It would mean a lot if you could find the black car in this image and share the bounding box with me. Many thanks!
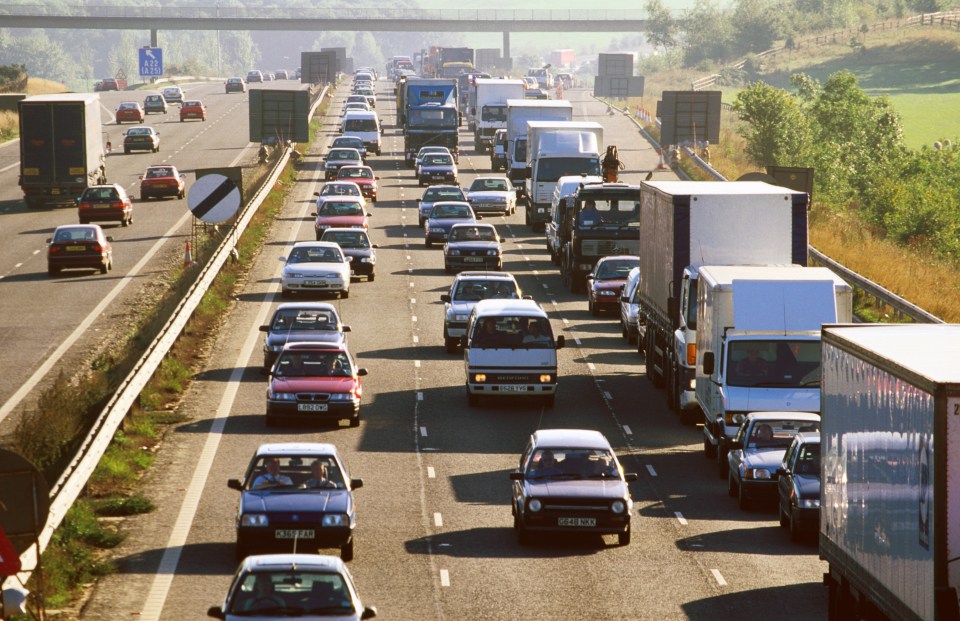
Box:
[320,228,378,281]
[229,443,363,561]
[259,302,350,370]
[777,432,821,541]
[510,429,636,546]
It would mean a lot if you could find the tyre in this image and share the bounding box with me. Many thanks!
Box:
[467,391,478,407]
[514,514,530,545]
[737,480,750,511]
[618,527,631,546]
[418,218,425,228]
[589,297,599,317]
[341,537,355,561]
[48,266,60,276]
[622,323,629,339]
[100,262,108,274]
[341,288,350,299]
[265,415,277,427]
[727,470,737,497]
[425,239,432,248]
[122,217,129,227]
[703,434,716,459]
[717,447,728,479]
[349,414,360,428]
[368,272,375,282]
[779,505,789,528]
[141,194,150,201]
[178,190,185,199]
[445,337,458,354]
[444,265,452,274]
[124,148,130,154]
[788,510,802,542]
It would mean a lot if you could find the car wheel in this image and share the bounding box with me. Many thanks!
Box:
[141,194,149,201]
[444,265,452,274]
[589,297,599,317]
[779,504,789,528]
[122,217,129,227]
[99,261,108,274]
[418,218,425,228]
[153,146,159,153]
[445,337,458,354]
[124,148,130,154]
[514,513,530,545]
[48,266,60,276]
[717,448,728,479]
[727,470,737,497]
[467,390,478,407]
[704,434,716,459]
[425,239,432,248]
[341,288,350,299]
[737,480,751,511]
[618,527,631,546]
[788,509,802,542]
[349,414,360,428]
[368,272,375,282]
[341,537,355,561]
[178,190,185,199]
[180,118,184,122]
[265,414,277,427]
[280,289,291,299]
[622,322,629,339]
[316,232,322,241]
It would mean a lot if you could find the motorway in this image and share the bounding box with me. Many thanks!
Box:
[72,83,828,620]
[0,80,296,430]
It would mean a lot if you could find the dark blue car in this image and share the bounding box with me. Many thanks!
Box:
[424,201,478,248]
[777,432,821,541]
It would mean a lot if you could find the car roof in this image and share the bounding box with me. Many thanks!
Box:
[280,342,348,353]
[322,227,370,236]
[430,201,472,209]
[329,148,362,156]
[254,442,340,457]
[450,222,496,231]
[323,181,362,189]
[318,195,365,204]
[471,176,509,182]
[291,241,344,250]
[531,429,612,450]
[423,185,462,193]
[598,255,640,263]
[241,553,347,573]
[54,223,102,233]
[338,165,373,172]
[455,271,518,282]
[274,302,339,313]
[343,110,377,119]
[746,412,821,422]
[474,299,545,317]
[793,432,821,445]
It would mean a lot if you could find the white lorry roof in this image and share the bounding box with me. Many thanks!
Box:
[825,324,960,385]
[642,180,805,197]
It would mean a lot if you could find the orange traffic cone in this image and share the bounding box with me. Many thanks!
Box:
[184,240,192,266]
[656,149,669,170]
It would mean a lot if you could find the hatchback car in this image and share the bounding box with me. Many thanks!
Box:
[260,302,350,370]
[444,223,501,274]
[46,224,113,275]
[418,152,458,187]
[341,102,372,119]
[246,70,264,83]
[228,443,364,560]
[96,78,119,92]
[123,126,160,153]
[179,100,207,122]
[345,94,369,108]
[161,86,184,103]
[424,201,477,247]
[139,165,186,200]
[777,432,821,541]
[225,77,246,93]
[207,554,377,620]
[320,228,377,281]
[313,197,369,237]
[280,241,352,298]
[510,429,636,546]
[330,136,367,161]
[266,343,368,427]
[335,166,379,203]
[274,69,289,80]
[115,102,144,124]
[417,185,466,228]
[142,94,168,114]
[441,271,523,353]
[323,148,364,181]
[588,256,640,316]
[465,176,517,216]
[314,182,366,208]
[727,412,821,510]
[76,184,133,226]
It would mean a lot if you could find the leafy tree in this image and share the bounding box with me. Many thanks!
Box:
[645,0,678,52]
[733,81,812,166]
[682,0,736,67]
[732,0,784,54]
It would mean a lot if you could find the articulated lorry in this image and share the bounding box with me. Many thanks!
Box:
[695,265,852,476]
[820,324,960,621]
[471,78,525,152]
[637,181,810,414]
[525,121,602,230]
[18,93,107,209]
[402,78,459,165]
[505,99,572,199]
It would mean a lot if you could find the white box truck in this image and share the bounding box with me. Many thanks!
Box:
[695,265,853,476]
[524,121,602,231]
[472,79,525,152]
[820,324,960,621]
[637,180,810,415]
[505,99,572,197]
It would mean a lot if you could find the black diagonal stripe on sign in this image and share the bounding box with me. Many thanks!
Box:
[192,178,236,220]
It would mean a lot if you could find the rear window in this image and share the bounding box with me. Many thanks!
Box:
[344,119,378,132]
[424,188,464,202]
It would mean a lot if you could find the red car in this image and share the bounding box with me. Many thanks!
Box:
[179,100,207,122]
[587,255,639,316]
[265,342,368,427]
[47,224,113,276]
[336,166,379,203]
[313,196,369,237]
[115,102,145,124]
[76,184,133,226]
[139,165,186,200]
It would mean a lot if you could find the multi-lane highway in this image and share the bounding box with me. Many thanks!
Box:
[64,81,827,620]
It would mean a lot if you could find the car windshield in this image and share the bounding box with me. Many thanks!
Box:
[287,246,345,264]
[424,155,453,166]
[469,178,508,192]
[333,138,362,149]
[450,226,497,242]
[525,448,618,479]
[244,455,346,491]
[746,420,820,450]
[145,96,162,102]
[453,279,518,301]
[344,119,378,132]
[183,101,202,107]
[321,184,360,197]
[471,316,554,349]
[423,188,464,202]
[431,204,471,219]
[318,201,363,217]
[576,197,640,229]
[163,88,179,95]
[537,157,602,183]
[726,340,823,388]
[145,167,174,178]
[418,148,447,160]
[322,231,369,248]
[408,108,458,128]
[54,227,98,242]
[273,350,352,378]
[270,309,338,332]
[328,150,358,161]
[339,168,373,179]
[228,569,355,615]
[595,259,639,280]
[514,139,527,162]
[81,187,119,201]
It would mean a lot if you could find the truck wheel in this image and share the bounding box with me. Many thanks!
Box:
[717,447,728,479]
[704,434,716,459]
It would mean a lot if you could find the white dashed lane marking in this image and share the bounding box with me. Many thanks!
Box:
[675,512,688,526]
[622,425,632,436]
[420,426,428,437]
[434,512,443,527]
[427,466,435,479]
[711,569,727,587]
[440,569,450,587]
[646,465,657,477]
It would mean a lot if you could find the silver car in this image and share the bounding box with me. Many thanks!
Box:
[440,271,523,353]
[417,184,466,228]
[280,242,352,299]
[465,176,517,216]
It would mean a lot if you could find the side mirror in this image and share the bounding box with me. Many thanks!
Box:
[314,192,321,197]
[440,294,451,303]
[556,335,565,350]
[621,296,630,303]
[366,212,372,217]
[702,351,715,375]
[259,325,269,332]
[476,215,482,220]
[375,176,381,180]
[207,606,226,619]
[227,479,243,491]
[311,212,318,217]
[372,244,379,249]
[624,472,638,482]
[138,175,144,180]
[357,368,369,376]
[509,472,524,481]
[279,256,287,262]
[350,478,364,490]
[105,236,114,242]
[361,607,378,620]
[775,467,787,477]
[342,325,352,332]
[45,238,52,243]
[523,295,533,300]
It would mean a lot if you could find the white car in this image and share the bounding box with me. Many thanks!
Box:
[280,241,352,299]
[341,102,372,117]
[161,86,184,103]
[207,554,377,620]
[465,176,517,216]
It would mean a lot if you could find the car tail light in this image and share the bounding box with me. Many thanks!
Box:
[111,201,124,209]
[49,245,61,255]
[78,202,91,210]
[90,243,103,253]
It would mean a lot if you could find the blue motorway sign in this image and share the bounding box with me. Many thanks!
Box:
[139,47,163,77]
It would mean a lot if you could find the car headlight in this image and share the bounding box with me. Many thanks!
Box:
[321,513,348,527]
[316,224,330,231]
[798,498,820,509]
[454,314,468,321]
[724,411,748,426]
[611,500,626,514]
[746,468,771,480]
[448,249,461,256]
[267,345,283,352]
[268,391,297,401]
[241,514,269,527]
[473,373,486,383]
[486,249,499,256]
[539,374,553,383]
[329,393,357,401]
[528,499,542,512]
[598,290,616,296]
[361,257,374,263]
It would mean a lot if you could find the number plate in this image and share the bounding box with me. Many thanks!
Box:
[275,529,315,539]
[557,517,596,527]
[66,245,86,251]
[464,257,484,263]
[304,280,327,287]
[298,403,328,412]
[51,188,61,195]
[500,385,529,392]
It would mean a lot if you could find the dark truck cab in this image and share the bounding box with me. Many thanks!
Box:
[403,79,460,166]
[559,183,640,293]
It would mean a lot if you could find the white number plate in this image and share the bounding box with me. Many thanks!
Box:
[500,385,528,392]
[275,529,315,539]
[464,257,484,262]
[298,403,328,412]
[304,280,327,286]
[557,517,596,527]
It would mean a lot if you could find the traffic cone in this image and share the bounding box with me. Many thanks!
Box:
[656,149,669,170]
[183,240,192,266]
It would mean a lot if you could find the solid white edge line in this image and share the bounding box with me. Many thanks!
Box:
[416,391,424,400]
[711,569,727,586]
[646,464,657,477]
[440,569,450,587]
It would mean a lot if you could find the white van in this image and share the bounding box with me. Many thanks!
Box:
[341,110,382,155]
[545,174,602,263]
[463,299,564,407]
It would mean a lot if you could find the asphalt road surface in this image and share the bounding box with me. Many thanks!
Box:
[76,82,828,621]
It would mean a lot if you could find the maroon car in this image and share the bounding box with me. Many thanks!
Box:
[47,224,113,275]
[587,255,639,316]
